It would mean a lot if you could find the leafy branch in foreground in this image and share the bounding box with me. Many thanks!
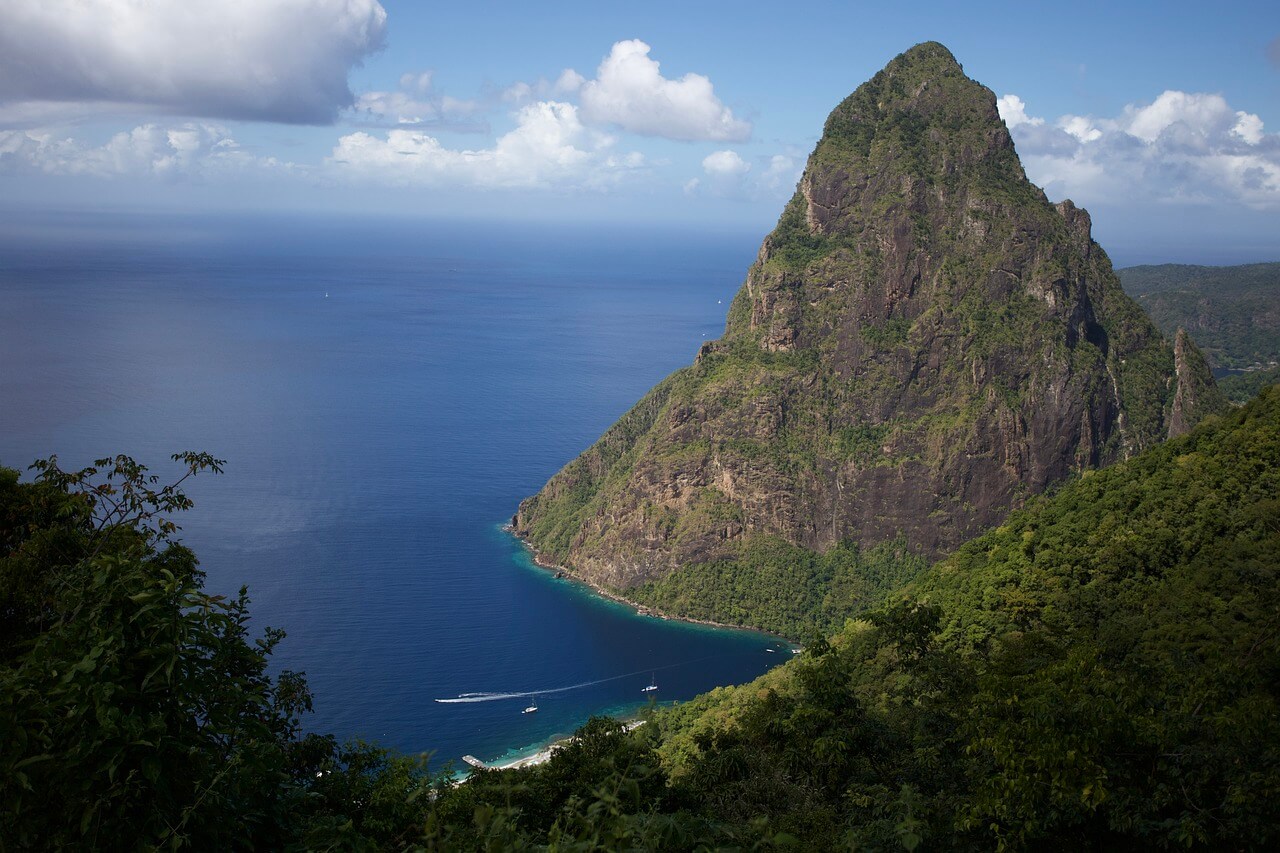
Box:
[29,451,224,556]
[1,452,453,849]
[2,454,278,847]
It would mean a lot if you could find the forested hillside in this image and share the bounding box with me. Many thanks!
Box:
[4,385,1276,851]
[1118,262,1280,370]
[446,385,1280,849]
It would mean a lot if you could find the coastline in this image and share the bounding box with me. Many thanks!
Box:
[449,525,799,779]
[487,720,647,772]
[503,524,786,638]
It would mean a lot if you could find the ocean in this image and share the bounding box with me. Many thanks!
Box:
[0,212,790,770]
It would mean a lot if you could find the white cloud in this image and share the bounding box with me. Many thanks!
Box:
[502,69,587,105]
[761,154,799,191]
[1002,90,1280,210]
[578,40,751,142]
[502,82,535,104]
[493,41,748,143]
[1232,113,1264,146]
[327,100,645,190]
[702,150,750,176]
[1058,115,1103,143]
[555,70,586,95]
[1122,91,1236,143]
[0,0,387,124]
[686,150,801,200]
[353,71,483,129]
[996,95,1043,130]
[0,123,288,178]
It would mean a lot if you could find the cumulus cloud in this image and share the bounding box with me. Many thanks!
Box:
[0,123,288,178]
[492,41,748,142]
[687,149,801,199]
[1058,115,1103,143]
[555,70,587,96]
[327,100,645,190]
[578,40,751,142]
[1232,113,1264,146]
[702,150,750,177]
[996,95,1043,129]
[1001,90,1280,209]
[352,71,484,130]
[0,0,387,124]
[1123,90,1239,143]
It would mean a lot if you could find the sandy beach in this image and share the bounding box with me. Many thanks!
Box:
[486,720,647,772]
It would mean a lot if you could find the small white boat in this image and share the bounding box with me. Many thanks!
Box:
[523,695,539,714]
[641,675,658,693]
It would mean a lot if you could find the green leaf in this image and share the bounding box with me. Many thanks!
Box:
[13,753,54,769]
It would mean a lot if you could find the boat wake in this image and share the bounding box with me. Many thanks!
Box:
[434,655,722,704]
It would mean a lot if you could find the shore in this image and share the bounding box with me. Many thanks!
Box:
[457,526,795,776]
[503,524,784,637]
[479,720,647,773]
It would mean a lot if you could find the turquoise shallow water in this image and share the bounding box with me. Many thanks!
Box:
[0,212,790,769]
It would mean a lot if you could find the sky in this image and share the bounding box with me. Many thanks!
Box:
[1,0,1278,263]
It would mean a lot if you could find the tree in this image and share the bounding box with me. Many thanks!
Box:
[0,453,321,848]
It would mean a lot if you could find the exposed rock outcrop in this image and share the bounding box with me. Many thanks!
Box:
[1168,328,1228,436]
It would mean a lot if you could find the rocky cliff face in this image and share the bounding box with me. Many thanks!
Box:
[515,42,1224,596]
[1168,328,1228,437]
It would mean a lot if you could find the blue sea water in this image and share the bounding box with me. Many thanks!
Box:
[0,212,789,769]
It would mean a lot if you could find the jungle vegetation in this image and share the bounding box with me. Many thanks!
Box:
[4,386,1277,849]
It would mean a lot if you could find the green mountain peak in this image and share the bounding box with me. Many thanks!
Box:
[515,43,1226,635]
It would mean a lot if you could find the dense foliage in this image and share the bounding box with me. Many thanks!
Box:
[452,384,1280,849]
[1118,262,1280,369]
[649,385,1280,849]
[629,535,928,639]
[0,455,435,849]
[4,385,1278,849]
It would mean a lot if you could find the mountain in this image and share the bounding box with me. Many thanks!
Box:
[515,42,1225,632]
[1118,262,1280,371]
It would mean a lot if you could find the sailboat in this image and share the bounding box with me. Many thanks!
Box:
[641,674,658,693]
[522,695,538,714]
